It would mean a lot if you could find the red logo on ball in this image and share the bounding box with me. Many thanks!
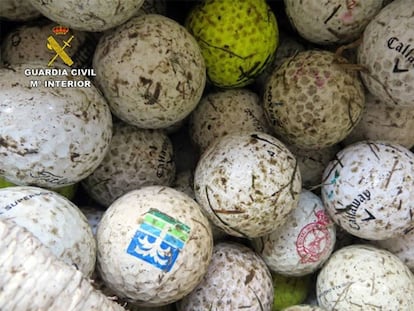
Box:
[296,210,331,263]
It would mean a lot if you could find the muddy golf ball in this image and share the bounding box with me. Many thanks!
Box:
[317,244,414,310]
[284,0,383,44]
[82,122,175,207]
[194,131,301,238]
[177,242,274,311]
[1,21,98,68]
[93,14,206,129]
[185,0,279,88]
[97,186,213,306]
[373,227,414,271]
[0,64,112,188]
[189,88,271,153]
[357,0,414,107]
[252,190,335,277]
[343,91,414,149]
[27,0,145,32]
[0,186,96,276]
[0,0,41,21]
[322,141,414,240]
[264,50,365,150]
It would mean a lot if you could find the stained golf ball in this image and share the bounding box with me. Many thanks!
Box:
[185,0,279,88]
[316,244,414,310]
[0,64,112,188]
[93,14,206,129]
[0,186,96,276]
[27,0,145,31]
[189,88,271,153]
[177,242,274,311]
[82,122,175,207]
[194,131,301,238]
[264,50,365,150]
[357,0,414,107]
[322,141,414,240]
[97,186,213,306]
[252,190,335,277]
[284,0,383,44]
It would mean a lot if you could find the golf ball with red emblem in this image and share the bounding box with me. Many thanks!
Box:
[252,190,335,277]
[322,141,414,240]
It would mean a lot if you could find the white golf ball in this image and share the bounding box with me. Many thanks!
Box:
[194,131,301,238]
[322,141,414,240]
[97,186,213,306]
[316,244,414,310]
[0,186,96,276]
[252,190,336,277]
[0,64,112,188]
[82,122,175,207]
[357,0,414,107]
[93,14,206,129]
[177,242,274,311]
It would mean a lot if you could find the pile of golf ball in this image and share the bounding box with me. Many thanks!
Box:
[1,0,414,310]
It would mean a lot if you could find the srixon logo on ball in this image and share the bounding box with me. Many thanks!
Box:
[24,25,96,89]
[387,37,414,73]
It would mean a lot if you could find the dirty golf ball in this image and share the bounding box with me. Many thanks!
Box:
[185,0,279,88]
[0,186,96,276]
[264,50,365,150]
[82,122,175,207]
[316,244,414,310]
[97,186,213,306]
[343,91,414,149]
[0,0,41,21]
[252,190,335,276]
[189,88,271,153]
[27,0,145,32]
[93,14,206,129]
[194,131,301,238]
[177,242,274,311]
[322,141,414,240]
[284,0,383,44]
[357,0,414,107]
[0,64,112,188]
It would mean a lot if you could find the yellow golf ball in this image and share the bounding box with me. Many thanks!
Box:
[185,0,279,88]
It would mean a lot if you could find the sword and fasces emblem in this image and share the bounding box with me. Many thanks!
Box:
[47,26,74,67]
[127,209,191,272]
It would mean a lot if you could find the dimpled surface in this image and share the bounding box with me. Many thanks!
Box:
[189,88,272,153]
[321,141,414,240]
[0,0,41,21]
[177,242,274,311]
[0,64,112,188]
[287,144,340,189]
[264,50,365,150]
[358,0,414,107]
[27,0,144,31]
[97,186,213,306]
[1,21,97,68]
[284,0,383,44]
[194,131,301,238]
[373,228,414,271]
[0,186,96,276]
[317,244,414,310]
[252,190,335,277]
[343,92,414,149]
[93,14,206,129]
[185,0,279,88]
[82,122,175,207]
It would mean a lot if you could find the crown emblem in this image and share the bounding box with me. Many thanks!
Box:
[52,26,69,35]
